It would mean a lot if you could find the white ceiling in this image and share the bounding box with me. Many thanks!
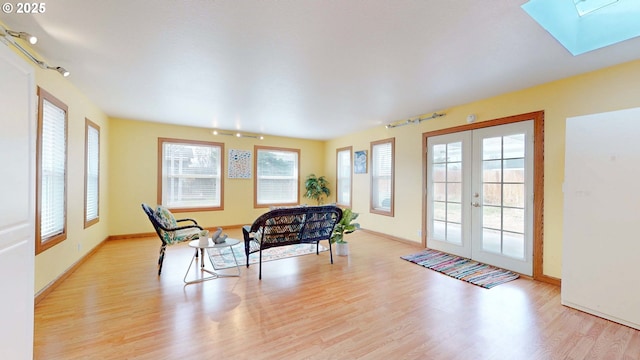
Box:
[2,0,640,140]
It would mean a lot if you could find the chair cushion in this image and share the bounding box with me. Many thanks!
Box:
[155,205,177,229]
[162,227,208,245]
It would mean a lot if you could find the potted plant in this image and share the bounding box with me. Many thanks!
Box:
[304,174,331,205]
[331,208,360,256]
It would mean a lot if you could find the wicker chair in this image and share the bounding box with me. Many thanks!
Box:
[141,203,207,275]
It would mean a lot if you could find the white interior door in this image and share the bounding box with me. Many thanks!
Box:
[427,121,534,275]
[0,44,36,359]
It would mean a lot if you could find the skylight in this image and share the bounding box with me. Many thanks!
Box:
[522,0,640,55]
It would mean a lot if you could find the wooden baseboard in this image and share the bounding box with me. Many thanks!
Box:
[35,236,109,305]
[538,274,561,287]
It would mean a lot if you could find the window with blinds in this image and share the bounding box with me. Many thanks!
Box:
[84,119,100,227]
[255,146,299,207]
[370,138,395,216]
[36,88,68,253]
[159,138,224,211]
[336,147,352,207]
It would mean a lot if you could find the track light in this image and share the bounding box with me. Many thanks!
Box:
[5,29,37,44]
[0,25,69,77]
[385,112,446,129]
[48,66,70,77]
[212,130,264,140]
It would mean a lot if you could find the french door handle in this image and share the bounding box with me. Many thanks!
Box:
[471,202,481,207]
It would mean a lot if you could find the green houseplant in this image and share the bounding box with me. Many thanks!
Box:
[331,208,360,256]
[304,174,331,205]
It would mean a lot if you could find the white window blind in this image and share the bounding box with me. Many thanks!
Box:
[85,121,99,224]
[371,140,393,212]
[336,148,351,206]
[40,98,67,240]
[161,140,222,209]
[256,148,299,205]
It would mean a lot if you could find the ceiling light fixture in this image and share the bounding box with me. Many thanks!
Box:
[385,112,446,129]
[5,29,38,44]
[212,130,264,140]
[0,25,70,77]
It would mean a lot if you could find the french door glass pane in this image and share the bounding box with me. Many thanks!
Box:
[480,132,527,261]
[503,232,525,259]
[503,184,524,207]
[433,183,446,201]
[447,183,462,202]
[433,221,446,240]
[483,184,501,206]
[483,228,502,253]
[503,134,525,158]
[431,141,463,245]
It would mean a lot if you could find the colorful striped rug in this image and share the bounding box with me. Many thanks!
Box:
[401,249,519,289]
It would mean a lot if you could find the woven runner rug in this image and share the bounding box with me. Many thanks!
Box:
[401,249,519,289]
[210,243,328,270]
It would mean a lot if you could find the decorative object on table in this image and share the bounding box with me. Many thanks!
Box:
[330,208,360,256]
[304,173,331,205]
[401,249,520,289]
[210,227,222,243]
[215,233,228,244]
[228,149,252,179]
[354,150,367,174]
[198,230,210,247]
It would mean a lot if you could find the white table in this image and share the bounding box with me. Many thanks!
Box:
[183,238,241,284]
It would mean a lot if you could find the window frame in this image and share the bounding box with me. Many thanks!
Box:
[254,145,300,208]
[84,118,100,228]
[36,87,68,254]
[336,146,353,208]
[370,137,395,217]
[157,138,225,213]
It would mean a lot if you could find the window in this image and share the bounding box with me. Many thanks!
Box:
[84,119,100,228]
[255,146,300,207]
[370,138,395,216]
[336,146,352,207]
[36,87,68,254]
[158,138,224,211]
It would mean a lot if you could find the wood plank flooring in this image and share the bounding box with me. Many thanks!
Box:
[34,229,640,359]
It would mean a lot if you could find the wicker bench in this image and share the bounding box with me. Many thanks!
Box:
[242,205,343,279]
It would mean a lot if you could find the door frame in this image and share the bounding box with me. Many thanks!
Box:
[422,111,553,284]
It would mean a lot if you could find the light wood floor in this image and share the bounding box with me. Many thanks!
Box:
[35,229,640,359]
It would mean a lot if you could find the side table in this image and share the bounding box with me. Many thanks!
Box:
[184,238,241,284]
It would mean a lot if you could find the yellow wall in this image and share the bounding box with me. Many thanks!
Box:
[27,55,111,293]
[325,59,640,279]
[108,118,327,236]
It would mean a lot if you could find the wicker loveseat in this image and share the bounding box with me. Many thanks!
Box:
[242,205,343,279]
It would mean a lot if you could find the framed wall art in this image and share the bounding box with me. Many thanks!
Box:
[228,149,252,178]
[354,150,367,174]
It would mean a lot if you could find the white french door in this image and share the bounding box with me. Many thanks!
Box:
[426,121,534,275]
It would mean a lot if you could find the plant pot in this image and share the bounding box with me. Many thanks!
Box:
[335,242,349,256]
